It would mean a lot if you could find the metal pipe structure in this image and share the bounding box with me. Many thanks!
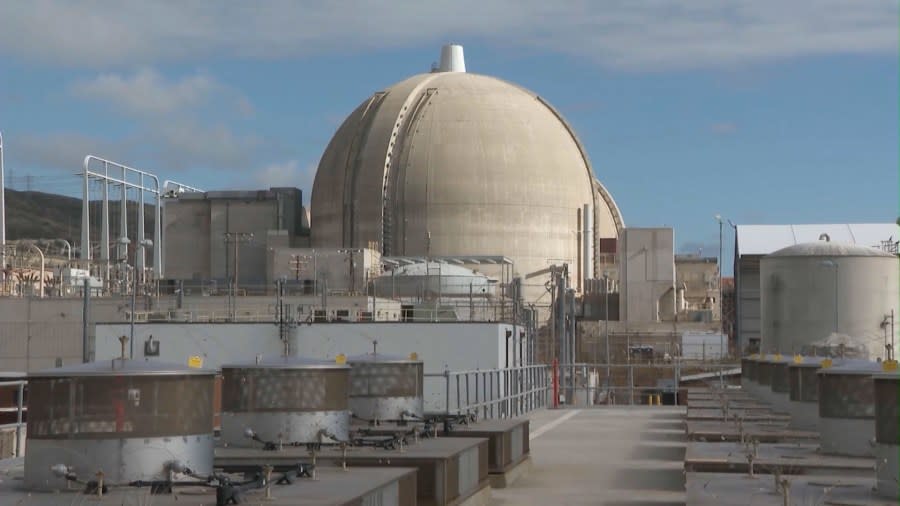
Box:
[582,204,592,289]
[81,156,164,278]
[0,131,5,272]
[129,239,153,358]
[603,271,610,395]
[26,243,45,298]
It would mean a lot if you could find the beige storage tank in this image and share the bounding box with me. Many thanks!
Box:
[760,240,898,357]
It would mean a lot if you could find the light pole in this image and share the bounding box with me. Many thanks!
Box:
[714,215,724,348]
[129,238,153,359]
[603,271,610,397]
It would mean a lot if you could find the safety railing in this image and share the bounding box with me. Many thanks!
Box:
[556,362,741,407]
[0,380,26,457]
[426,365,552,420]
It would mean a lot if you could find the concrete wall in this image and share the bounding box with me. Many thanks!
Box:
[619,228,675,322]
[267,248,381,294]
[95,322,521,411]
[736,255,761,353]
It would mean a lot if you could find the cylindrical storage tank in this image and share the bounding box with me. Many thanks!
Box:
[762,355,793,414]
[221,356,350,447]
[787,357,827,431]
[873,369,899,499]
[760,241,898,357]
[348,353,424,422]
[741,355,762,398]
[25,359,215,491]
[817,360,882,456]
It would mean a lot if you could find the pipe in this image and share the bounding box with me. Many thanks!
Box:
[583,204,592,289]
[27,243,45,298]
[0,131,5,272]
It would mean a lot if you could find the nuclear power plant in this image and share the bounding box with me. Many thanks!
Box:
[0,43,897,505]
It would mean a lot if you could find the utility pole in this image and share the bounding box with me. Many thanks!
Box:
[715,214,724,357]
[224,232,253,320]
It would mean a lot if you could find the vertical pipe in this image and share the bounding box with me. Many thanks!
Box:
[14,382,23,457]
[137,174,145,283]
[82,277,90,362]
[583,204,592,288]
[81,157,91,261]
[0,131,5,272]
[154,179,162,278]
[120,168,128,266]
[101,163,110,284]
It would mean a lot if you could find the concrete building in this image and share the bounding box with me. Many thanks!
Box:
[267,247,382,295]
[674,254,718,322]
[309,45,624,305]
[163,187,307,290]
[733,223,899,353]
[618,228,675,322]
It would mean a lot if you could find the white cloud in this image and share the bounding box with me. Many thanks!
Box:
[254,160,316,193]
[0,1,895,71]
[71,68,223,116]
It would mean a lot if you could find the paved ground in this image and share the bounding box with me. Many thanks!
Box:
[491,407,687,506]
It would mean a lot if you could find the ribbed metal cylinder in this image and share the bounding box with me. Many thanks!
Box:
[348,353,424,422]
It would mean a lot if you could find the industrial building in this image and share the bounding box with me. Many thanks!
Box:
[733,223,899,353]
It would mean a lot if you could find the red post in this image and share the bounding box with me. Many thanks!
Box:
[552,359,559,409]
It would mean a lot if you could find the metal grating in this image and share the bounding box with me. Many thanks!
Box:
[350,363,423,398]
[27,375,213,439]
[222,368,349,412]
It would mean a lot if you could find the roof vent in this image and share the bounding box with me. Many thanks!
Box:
[819,233,831,242]
[438,44,466,73]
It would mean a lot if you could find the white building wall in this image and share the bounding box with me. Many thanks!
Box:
[95,322,521,411]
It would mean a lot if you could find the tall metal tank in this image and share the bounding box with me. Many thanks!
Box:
[221,356,351,447]
[817,359,882,457]
[25,358,215,491]
[873,368,899,499]
[759,355,792,414]
[787,356,827,431]
[760,240,898,356]
[348,352,424,422]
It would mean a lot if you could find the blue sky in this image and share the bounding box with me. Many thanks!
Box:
[0,1,897,272]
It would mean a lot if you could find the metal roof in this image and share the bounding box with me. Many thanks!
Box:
[29,358,215,378]
[221,355,349,370]
[767,241,894,258]
[735,223,899,256]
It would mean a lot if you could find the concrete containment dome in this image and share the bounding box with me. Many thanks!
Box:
[760,240,899,357]
[310,46,623,301]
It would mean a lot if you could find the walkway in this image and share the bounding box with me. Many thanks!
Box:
[492,407,687,506]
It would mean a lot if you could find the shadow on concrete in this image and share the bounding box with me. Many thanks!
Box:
[630,444,686,461]
[612,467,686,492]
[644,420,685,430]
[639,430,686,442]
[602,501,686,506]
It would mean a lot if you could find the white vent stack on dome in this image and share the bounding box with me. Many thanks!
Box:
[438,44,466,72]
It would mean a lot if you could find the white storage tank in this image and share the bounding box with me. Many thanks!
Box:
[25,358,216,491]
[759,355,792,414]
[873,368,899,499]
[221,356,351,447]
[817,359,882,457]
[760,240,898,356]
[348,352,424,423]
[787,356,827,431]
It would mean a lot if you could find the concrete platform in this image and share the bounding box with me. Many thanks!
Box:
[687,472,896,505]
[686,408,790,422]
[217,436,489,506]
[0,462,417,505]
[686,420,818,443]
[684,441,874,476]
[491,407,687,505]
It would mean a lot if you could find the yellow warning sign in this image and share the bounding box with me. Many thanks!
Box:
[188,356,204,368]
[882,360,898,372]
[335,354,346,365]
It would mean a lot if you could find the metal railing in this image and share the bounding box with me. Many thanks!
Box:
[426,365,552,420]
[558,362,740,406]
[0,380,26,457]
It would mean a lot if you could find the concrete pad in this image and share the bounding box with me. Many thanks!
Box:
[686,420,818,443]
[687,472,895,505]
[685,441,874,476]
[490,407,687,506]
